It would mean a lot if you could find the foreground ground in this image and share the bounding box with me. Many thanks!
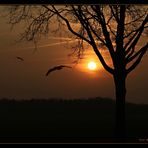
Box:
[0,97,148,143]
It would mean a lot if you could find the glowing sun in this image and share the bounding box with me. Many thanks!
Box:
[87,61,97,70]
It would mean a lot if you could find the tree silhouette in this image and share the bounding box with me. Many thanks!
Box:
[6,5,148,138]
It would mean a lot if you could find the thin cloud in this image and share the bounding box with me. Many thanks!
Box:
[25,39,78,49]
[47,36,73,40]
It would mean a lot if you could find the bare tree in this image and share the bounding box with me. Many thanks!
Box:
[6,5,148,138]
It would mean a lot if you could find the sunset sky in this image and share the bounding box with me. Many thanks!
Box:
[0,5,147,104]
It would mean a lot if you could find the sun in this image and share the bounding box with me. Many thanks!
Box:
[87,61,97,71]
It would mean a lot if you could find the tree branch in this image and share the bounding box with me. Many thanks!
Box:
[109,5,120,23]
[91,5,115,62]
[126,43,148,74]
[116,5,126,53]
[125,15,148,56]
[84,21,114,73]
[124,12,147,26]
[75,6,114,74]
[51,5,91,44]
[126,43,148,63]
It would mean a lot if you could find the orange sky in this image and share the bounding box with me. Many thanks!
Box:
[0,5,147,104]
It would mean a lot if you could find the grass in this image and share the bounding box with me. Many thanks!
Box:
[0,97,148,143]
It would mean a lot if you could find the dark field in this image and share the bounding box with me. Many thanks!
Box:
[0,97,148,143]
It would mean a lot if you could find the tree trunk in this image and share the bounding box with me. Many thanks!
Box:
[114,73,126,139]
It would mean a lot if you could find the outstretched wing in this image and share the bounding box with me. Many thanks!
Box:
[16,56,24,61]
[60,65,72,68]
[45,67,59,76]
[45,65,72,76]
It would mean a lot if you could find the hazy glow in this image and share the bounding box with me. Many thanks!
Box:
[88,61,97,71]
[0,5,147,104]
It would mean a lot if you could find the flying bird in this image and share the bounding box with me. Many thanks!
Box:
[45,65,72,76]
[16,56,24,61]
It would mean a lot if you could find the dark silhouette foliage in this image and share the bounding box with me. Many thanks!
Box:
[0,97,148,143]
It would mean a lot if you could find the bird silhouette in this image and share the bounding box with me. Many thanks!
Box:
[45,65,72,76]
[16,56,24,61]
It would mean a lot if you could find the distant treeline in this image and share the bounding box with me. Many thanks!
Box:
[0,97,147,143]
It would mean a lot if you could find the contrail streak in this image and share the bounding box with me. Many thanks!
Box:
[47,37,73,40]
[26,39,78,50]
